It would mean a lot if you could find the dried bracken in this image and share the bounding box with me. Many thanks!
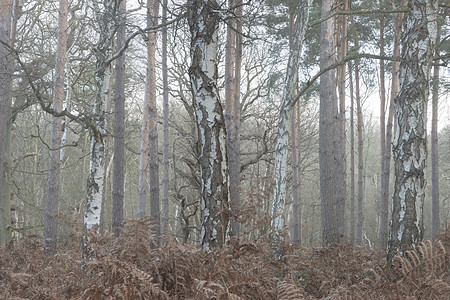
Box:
[0,221,448,299]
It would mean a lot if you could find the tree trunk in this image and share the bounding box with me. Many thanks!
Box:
[225,0,241,237]
[84,0,115,232]
[431,23,440,240]
[44,0,68,255]
[387,0,438,260]
[319,0,339,245]
[380,0,405,250]
[292,101,301,245]
[335,0,348,239]
[188,0,228,249]
[161,0,170,242]
[147,0,160,244]
[0,0,16,245]
[271,0,310,232]
[112,0,126,237]
[348,60,355,244]
[355,55,363,245]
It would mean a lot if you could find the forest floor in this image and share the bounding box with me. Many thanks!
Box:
[0,220,449,299]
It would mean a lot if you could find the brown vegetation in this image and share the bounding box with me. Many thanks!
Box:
[1,220,448,299]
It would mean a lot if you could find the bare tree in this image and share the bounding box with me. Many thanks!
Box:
[348,60,355,244]
[44,0,68,254]
[387,0,438,260]
[188,0,228,249]
[112,0,126,237]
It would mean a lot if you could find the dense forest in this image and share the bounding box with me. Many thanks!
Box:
[0,0,449,298]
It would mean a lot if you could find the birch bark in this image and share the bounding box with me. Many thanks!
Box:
[387,0,438,260]
[188,0,228,249]
[271,0,311,232]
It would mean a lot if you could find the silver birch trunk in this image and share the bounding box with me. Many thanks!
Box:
[84,0,115,232]
[380,0,405,249]
[188,0,228,249]
[387,0,438,260]
[161,0,170,241]
[319,0,339,244]
[147,0,160,244]
[44,0,68,254]
[112,0,126,237]
[431,24,440,240]
[271,0,311,232]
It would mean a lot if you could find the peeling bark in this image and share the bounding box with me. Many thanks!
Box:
[188,0,228,249]
[387,0,438,261]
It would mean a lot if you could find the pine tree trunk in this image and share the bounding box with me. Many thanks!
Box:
[161,0,170,242]
[335,0,348,239]
[188,0,228,249]
[44,0,68,254]
[147,0,160,245]
[387,0,438,260]
[112,0,126,237]
[319,0,339,245]
[431,21,440,240]
[271,0,310,232]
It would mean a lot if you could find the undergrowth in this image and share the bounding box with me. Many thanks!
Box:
[0,220,448,299]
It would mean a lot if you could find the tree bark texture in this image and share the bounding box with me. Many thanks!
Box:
[188,0,228,249]
[387,0,438,260]
[380,0,405,250]
[225,0,241,237]
[84,0,115,231]
[44,0,68,254]
[147,0,160,244]
[271,0,311,232]
[319,0,339,245]
[112,0,126,237]
[0,0,13,245]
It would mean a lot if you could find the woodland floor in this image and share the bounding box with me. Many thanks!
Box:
[0,220,449,300]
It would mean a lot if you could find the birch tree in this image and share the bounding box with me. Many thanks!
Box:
[188,0,228,249]
[44,0,68,254]
[387,0,438,260]
[271,0,311,232]
[84,0,116,231]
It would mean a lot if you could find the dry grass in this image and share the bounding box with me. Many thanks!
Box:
[1,220,448,299]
